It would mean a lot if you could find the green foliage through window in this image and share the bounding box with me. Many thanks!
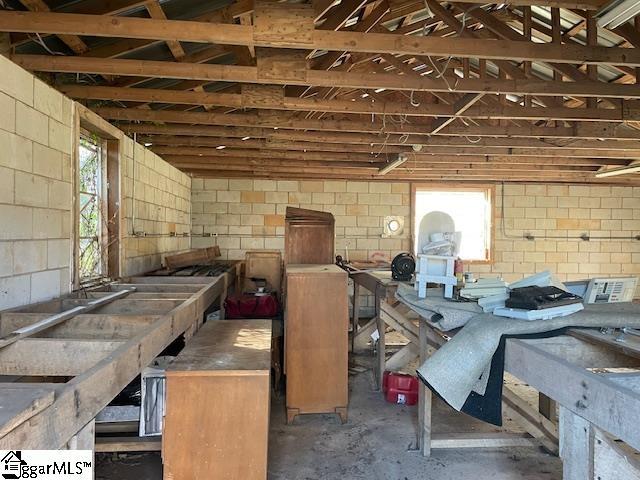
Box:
[78,135,104,281]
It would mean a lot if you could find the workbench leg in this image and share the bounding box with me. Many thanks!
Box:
[66,420,95,479]
[418,321,432,457]
[376,311,386,391]
[351,282,360,353]
[559,406,594,480]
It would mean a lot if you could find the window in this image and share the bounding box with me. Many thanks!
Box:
[413,186,493,262]
[78,132,106,282]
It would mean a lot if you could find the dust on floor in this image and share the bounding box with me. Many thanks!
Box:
[96,361,562,480]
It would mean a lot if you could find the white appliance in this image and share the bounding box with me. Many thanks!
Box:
[584,277,637,304]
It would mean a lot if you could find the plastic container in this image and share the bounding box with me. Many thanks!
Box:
[382,371,419,406]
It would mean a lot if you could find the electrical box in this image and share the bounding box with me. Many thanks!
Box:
[584,277,638,304]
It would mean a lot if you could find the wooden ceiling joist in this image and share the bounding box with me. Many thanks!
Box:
[4,9,640,67]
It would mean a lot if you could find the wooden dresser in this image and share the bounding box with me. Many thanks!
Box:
[163,319,272,480]
[285,264,348,423]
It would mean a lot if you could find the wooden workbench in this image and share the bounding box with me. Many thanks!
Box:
[0,266,237,450]
[383,299,640,478]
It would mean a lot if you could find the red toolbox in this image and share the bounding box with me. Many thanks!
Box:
[382,371,419,406]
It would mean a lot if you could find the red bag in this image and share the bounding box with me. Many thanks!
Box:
[224,294,279,319]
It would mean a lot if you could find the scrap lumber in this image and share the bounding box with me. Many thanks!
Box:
[164,246,221,269]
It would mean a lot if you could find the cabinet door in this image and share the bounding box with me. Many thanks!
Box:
[286,273,348,411]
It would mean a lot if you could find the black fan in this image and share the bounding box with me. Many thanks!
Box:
[391,252,415,281]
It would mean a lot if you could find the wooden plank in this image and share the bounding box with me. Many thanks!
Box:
[0,275,228,448]
[431,432,538,449]
[0,313,158,339]
[95,436,162,452]
[593,428,640,480]
[0,338,124,376]
[0,386,55,438]
[167,320,272,374]
[0,288,134,349]
[505,338,640,452]
[59,298,184,315]
[559,406,595,480]
[164,246,221,269]
[5,11,639,66]
[44,60,640,100]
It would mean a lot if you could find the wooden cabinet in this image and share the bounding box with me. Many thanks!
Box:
[163,320,272,480]
[285,207,335,264]
[285,264,348,423]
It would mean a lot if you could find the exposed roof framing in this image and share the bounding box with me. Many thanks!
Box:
[2,0,640,183]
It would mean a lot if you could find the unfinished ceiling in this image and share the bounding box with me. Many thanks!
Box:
[3,0,640,183]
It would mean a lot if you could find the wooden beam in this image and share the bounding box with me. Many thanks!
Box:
[21,55,640,101]
[118,120,640,141]
[3,10,640,66]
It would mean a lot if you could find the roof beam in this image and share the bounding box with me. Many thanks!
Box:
[21,56,640,100]
[118,120,640,141]
[3,10,640,66]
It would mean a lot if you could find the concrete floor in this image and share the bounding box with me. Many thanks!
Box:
[96,361,562,480]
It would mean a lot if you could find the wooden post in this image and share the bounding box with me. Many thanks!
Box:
[66,420,95,480]
[351,281,360,352]
[376,304,386,391]
[559,406,594,480]
[418,318,432,457]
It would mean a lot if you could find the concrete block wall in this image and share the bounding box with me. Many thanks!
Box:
[0,55,190,309]
[471,183,640,284]
[121,138,191,276]
[0,54,74,309]
[190,179,412,261]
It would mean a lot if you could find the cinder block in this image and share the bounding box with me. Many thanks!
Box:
[0,92,16,133]
[253,203,275,214]
[216,214,241,226]
[535,196,557,208]
[0,242,13,276]
[203,203,228,214]
[346,181,369,193]
[503,184,525,196]
[356,238,379,250]
[569,185,590,197]
[0,165,14,204]
[369,183,391,194]
[32,208,62,239]
[391,183,409,194]
[380,193,402,206]
[335,216,357,227]
[191,190,215,203]
[49,120,72,154]
[264,214,285,227]
[13,240,47,274]
[265,191,288,204]
[228,203,252,214]
[546,252,567,263]
[47,239,70,269]
[34,80,64,123]
[558,197,579,208]
[547,185,568,196]
[252,226,275,236]
[15,172,48,208]
[299,181,323,193]
[241,237,264,249]
[264,237,285,250]
[229,179,253,190]
[241,191,266,203]
[0,274,31,310]
[324,180,346,192]
[346,204,368,216]
[204,179,229,190]
[217,191,241,203]
[228,226,252,235]
[241,214,264,226]
[30,269,61,303]
[335,192,357,205]
[323,205,345,216]
[579,197,600,209]
[288,192,311,204]
[0,55,34,106]
[590,208,612,220]
[357,216,380,228]
[0,130,33,172]
[15,103,48,145]
[253,179,277,191]
[358,193,380,205]
[312,192,335,204]
[48,180,71,210]
[277,180,299,192]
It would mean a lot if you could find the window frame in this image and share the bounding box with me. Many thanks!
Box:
[73,106,121,288]
[410,183,495,264]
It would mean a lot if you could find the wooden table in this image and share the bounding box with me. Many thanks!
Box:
[348,270,400,388]
[382,299,640,479]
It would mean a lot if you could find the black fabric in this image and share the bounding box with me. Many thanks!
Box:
[419,326,583,426]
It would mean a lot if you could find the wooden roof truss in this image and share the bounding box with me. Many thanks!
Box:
[2,0,640,183]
